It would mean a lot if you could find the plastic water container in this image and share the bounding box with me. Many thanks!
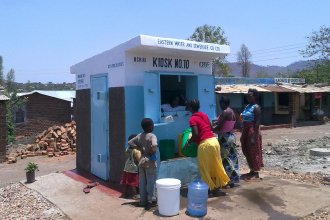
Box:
[181,128,198,157]
[178,133,186,157]
[159,139,175,160]
[156,178,181,216]
[187,174,209,216]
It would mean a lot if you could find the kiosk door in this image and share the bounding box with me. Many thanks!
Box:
[144,72,160,123]
[91,74,109,180]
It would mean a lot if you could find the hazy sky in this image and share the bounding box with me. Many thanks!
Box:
[1,1,329,83]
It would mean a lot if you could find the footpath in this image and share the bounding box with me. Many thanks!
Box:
[21,170,330,220]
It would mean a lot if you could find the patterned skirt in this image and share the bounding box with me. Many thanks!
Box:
[218,131,240,184]
[241,122,264,171]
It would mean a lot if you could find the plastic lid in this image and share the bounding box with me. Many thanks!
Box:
[156,178,181,188]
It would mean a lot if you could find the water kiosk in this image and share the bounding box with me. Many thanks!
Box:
[71,35,230,184]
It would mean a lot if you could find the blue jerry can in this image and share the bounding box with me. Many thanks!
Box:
[187,174,209,216]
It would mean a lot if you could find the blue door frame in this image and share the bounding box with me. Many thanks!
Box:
[90,74,109,180]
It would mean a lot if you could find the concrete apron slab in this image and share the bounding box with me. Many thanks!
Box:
[22,173,330,220]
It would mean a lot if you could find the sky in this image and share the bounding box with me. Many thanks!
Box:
[1,1,330,83]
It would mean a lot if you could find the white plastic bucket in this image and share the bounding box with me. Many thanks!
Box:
[156,178,181,216]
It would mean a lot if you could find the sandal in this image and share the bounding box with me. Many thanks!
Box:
[240,173,252,179]
[87,181,99,188]
[83,181,99,194]
[132,194,140,200]
[245,177,261,182]
[83,187,90,193]
[151,201,158,207]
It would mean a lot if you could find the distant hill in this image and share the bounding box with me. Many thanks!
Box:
[228,60,315,77]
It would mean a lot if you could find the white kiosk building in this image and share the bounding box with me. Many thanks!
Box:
[71,35,230,184]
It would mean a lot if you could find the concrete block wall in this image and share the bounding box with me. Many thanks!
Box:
[289,93,296,115]
[0,101,6,163]
[15,93,71,136]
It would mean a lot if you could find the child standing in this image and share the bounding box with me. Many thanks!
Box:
[120,134,141,199]
[128,118,158,208]
[236,110,243,130]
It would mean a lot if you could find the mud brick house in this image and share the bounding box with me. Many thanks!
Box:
[0,93,8,163]
[15,90,75,136]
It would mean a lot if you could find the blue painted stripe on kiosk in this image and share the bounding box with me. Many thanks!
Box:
[215,77,275,85]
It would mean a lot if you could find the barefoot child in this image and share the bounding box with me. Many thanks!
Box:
[128,118,158,208]
[120,134,141,199]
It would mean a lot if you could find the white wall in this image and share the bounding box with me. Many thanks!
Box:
[124,52,213,86]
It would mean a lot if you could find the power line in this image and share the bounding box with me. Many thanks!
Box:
[227,50,303,62]
[226,45,306,59]
[252,55,304,63]
[233,42,307,54]
[15,69,68,71]
[16,72,71,75]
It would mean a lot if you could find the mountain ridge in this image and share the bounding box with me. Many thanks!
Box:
[228,60,315,77]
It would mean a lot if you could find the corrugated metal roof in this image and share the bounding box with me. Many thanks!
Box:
[215,85,271,94]
[0,95,9,101]
[18,90,76,102]
[257,85,296,93]
[279,85,330,93]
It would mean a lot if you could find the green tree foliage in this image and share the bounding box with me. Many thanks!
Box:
[237,44,252,78]
[188,24,232,76]
[300,25,330,63]
[6,68,16,93]
[0,56,4,86]
[25,80,32,92]
[254,71,273,78]
[291,65,330,84]
[4,90,28,144]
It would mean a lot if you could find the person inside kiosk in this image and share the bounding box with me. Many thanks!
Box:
[161,93,189,112]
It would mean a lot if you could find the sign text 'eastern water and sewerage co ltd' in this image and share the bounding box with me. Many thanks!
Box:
[157,39,222,52]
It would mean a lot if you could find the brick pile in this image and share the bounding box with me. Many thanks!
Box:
[6,121,76,164]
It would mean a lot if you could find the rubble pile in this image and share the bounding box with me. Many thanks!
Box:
[6,121,76,164]
[0,183,65,219]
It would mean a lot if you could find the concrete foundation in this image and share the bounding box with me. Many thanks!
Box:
[310,148,330,156]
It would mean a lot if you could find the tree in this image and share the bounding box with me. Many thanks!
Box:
[0,56,4,86]
[188,24,232,76]
[6,68,15,93]
[237,44,252,78]
[254,71,273,78]
[25,80,32,92]
[274,72,288,78]
[4,90,28,144]
[300,25,330,63]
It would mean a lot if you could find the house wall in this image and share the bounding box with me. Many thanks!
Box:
[216,93,243,115]
[299,93,306,119]
[15,93,71,136]
[75,89,91,172]
[0,101,6,163]
[322,93,330,117]
[262,93,275,124]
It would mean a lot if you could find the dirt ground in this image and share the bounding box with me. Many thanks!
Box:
[2,123,330,187]
[2,124,330,219]
[0,155,76,188]
[236,123,330,176]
